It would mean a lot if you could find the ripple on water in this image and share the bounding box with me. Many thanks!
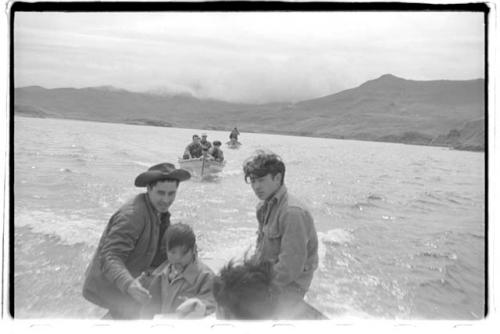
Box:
[319,229,354,246]
[15,210,103,247]
[15,225,104,318]
[367,193,385,201]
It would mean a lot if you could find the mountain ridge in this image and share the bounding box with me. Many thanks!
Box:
[14,74,485,151]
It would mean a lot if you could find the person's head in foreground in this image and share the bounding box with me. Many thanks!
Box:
[134,162,191,213]
[213,140,222,147]
[243,150,286,201]
[212,258,329,320]
[213,258,276,319]
[192,134,200,143]
[165,223,197,271]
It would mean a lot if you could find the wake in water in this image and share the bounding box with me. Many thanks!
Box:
[14,117,485,319]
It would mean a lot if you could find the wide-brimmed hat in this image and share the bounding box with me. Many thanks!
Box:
[135,163,191,187]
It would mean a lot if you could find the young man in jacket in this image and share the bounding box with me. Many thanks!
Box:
[82,162,191,319]
[242,150,319,318]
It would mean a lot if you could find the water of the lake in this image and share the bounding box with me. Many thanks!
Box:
[13,116,485,319]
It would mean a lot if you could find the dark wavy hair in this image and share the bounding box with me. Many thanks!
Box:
[213,257,276,319]
[213,256,329,320]
[242,150,285,185]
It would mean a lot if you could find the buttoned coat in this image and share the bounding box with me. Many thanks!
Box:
[82,193,168,318]
[140,259,216,318]
[254,185,319,295]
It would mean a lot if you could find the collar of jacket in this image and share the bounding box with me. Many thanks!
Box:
[166,259,200,285]
[144,192,171,223]
[260,184,287,211]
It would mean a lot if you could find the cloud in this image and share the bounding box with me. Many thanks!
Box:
[14,11,485,103]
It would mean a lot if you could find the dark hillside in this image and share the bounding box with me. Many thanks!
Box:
[14,74,485,151]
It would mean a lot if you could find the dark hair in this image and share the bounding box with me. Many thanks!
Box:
[213,258,276,319]
[213,140,222,146]
[165,223,196,252]
[242,150,285,185]
[192,134,200,140]
[148,178,180,188]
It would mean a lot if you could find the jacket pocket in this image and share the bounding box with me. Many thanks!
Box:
[264,219,281,239]
[263,225,281,261]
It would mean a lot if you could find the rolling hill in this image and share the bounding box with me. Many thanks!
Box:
[14,74,485,151]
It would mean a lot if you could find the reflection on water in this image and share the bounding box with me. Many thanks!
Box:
[14,117,485,319]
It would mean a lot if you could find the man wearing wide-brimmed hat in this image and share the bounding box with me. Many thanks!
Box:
[83,163,190,319]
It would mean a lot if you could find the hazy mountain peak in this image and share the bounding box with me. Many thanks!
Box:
[144,86,197,99]
[17,85,46,91]
[378,73,402,80]
[87,85,128,92]
[363,73,405,85]
[354,74,410,92]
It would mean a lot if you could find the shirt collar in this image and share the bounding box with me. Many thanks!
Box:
[168,259,200,285]
[264,184,287,207]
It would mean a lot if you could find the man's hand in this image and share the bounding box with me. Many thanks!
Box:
[127,272,152,305]
[175,298,206,319]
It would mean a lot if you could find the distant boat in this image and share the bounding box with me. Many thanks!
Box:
[178,157,225,177]
[226,140,242,149]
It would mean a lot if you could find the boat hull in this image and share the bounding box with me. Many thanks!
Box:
[178,157,225,177]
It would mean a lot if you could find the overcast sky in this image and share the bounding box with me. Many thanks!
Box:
[14,11,485,103]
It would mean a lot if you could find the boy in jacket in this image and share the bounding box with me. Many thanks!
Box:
[140,223,216,319]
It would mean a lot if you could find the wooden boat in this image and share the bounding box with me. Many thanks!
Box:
[178,157,225,177]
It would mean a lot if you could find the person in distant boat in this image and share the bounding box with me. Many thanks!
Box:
[213,257,327,320]
[229,127,240,140]
[208,140,224,162]
[242,150,319,317]
[183,134,203,159]
[140,223,216,319]
[200,133,212,151]
[82,163,191,320]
